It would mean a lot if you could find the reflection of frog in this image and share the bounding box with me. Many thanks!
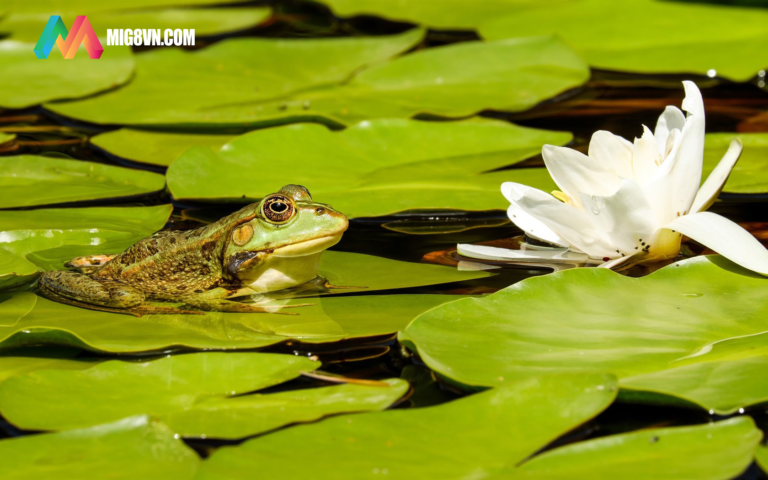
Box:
[38,185,348,316]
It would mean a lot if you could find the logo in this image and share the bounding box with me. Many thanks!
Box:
[34,16,103,59]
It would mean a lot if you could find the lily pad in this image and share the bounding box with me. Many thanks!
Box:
[0,416,199,480]
[0,156,166,208]
[511,417,760,480]
[91,129,233,167]
[0,347,90,384]
[0,40,133,108]
[400,256,768,414]
[479,0,768,81]
[167,118,563,217]
[316,0,539,30]
[0,133,14,145]
[197,373,617,479]
[162,379,408,439]
[1,8,271,42]
[757,442,768,474]
[46,29,424,128]
[704,133,768,194]
[0,205,172,288]
[0,292,459,353]
[0,351,319,430]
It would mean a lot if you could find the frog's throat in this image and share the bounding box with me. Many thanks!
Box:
[270,233,343,258]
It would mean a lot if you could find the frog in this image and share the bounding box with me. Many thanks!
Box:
[37,185,348,316]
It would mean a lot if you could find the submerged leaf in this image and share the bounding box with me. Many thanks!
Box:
[0,156,165,208]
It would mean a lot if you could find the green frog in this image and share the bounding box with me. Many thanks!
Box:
[38,185,348,316]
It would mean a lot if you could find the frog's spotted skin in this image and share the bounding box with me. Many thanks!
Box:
[38,185,348,316]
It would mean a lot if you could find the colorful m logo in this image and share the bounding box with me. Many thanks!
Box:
[34,16,103,59]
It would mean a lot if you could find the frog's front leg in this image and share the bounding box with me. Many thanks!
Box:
[181,288,314,315]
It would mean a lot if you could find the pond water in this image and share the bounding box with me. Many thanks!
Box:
[1,0,768,477]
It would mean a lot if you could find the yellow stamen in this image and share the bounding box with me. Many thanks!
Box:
[552,190,569,203]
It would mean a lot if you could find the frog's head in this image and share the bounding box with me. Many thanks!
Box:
[223,185,348,292]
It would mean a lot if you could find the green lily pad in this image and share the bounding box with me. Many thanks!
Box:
[0,351,319,430]
[0,347,90,384]
[0,205,172,288]
[317,0,539,30]
[511,417,760,480]
[0,156,165,208]
[197,373,617,479]
[757,442,768,474]
[46,29,424,128]
[1,8,271,42]
[704,133,768,194]
[0,416,199,480]
[91,129,233,167]
[0,292,459,353]
[167,118,563,217]
[1,0,252,13]
[400,256,768,414]
[162,378,408,439]
[0,40,133,109]
[479,0,768,81]
[0,133,14,145]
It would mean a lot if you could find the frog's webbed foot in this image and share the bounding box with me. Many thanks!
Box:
[65,254,117,274]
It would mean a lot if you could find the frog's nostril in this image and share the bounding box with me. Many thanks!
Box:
[315,207,326,215]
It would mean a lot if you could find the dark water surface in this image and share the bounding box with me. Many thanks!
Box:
[2,1,768,476]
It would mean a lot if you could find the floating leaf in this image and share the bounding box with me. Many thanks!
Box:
[168,119,563,217]
[0,352,319,430]
[704,133,768,194]
[163,379,408,439]
[757,442,768,474]
[0,40,134,108]
[0,416,199,480]
[0,292,459,353]
[0,347,90,384]
[0,156,165,208]
[511,418,760,480]
[0,205,172,288]
[91,129,233,167]
[479,0,768,81]
[400,256,768,414]
[0,133,14,145]
[197,373,617,479]
[47,30,424,128]
[316,0,536,30]
[1,7,271,41]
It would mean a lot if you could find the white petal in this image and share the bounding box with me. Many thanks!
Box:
[505,201,568,247]
[631,125,660,183]
[642,81,706,225]
[541,145,621,207]
[457,244,590,264]
[588,131,634,179]
[654,106,686,157]
[663,212,768,276]
[503,182,615,258]
[597,252,645,270]
[579,178,659,256]
[691,138,743,213]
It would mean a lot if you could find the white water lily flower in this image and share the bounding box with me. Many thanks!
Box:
[459,81,768,275]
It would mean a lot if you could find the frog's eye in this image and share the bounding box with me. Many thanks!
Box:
[261,194,295,224]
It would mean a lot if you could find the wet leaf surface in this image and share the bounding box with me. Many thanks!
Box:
[0,41,134,108]
[401,256,768,414]
[0,352,319,430]
[510,417,760,479]
[46,29,425,128]
[0,205,172,288]
[167,118,564,217]
[0,292,460,352]
[0,416,199,480]
[0,156,166,208]
[480,0,768,81]
[163,378,408,439]
[197,373,617,479]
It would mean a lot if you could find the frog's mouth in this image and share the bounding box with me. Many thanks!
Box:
[271,233,344,257]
